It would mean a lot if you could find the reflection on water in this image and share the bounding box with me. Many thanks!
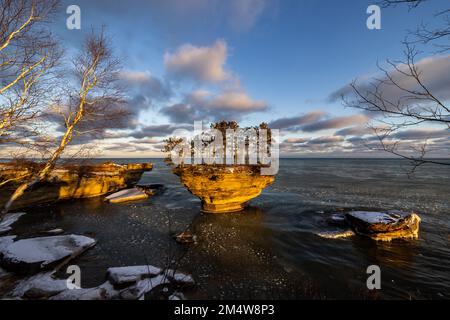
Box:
[7,158,450,299]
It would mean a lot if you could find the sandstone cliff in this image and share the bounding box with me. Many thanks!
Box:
[0,162,152,210]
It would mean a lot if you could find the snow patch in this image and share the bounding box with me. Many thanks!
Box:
[0,212,26,234]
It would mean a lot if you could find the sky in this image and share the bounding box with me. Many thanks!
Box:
[7,0,450,158]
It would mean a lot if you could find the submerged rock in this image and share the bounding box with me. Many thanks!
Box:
[0,235,97,274]
[327,214,349,227]
[0,212,26,235]
[42,229,64,235]
[174,231,197,244]
[345,210,421,241]
[0,162,153,210]
[316,229,355,239]
[137,184,166,195]
[105,188,149,204]
[173,165,275,213]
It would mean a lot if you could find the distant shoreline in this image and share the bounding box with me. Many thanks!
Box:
[1,157,449,161]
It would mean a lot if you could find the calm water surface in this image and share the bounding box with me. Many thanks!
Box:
[10,159,450,299]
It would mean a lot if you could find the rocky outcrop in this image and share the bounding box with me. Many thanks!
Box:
[0,162,153,210]
[173,165,275,213]
[345,210,421,241]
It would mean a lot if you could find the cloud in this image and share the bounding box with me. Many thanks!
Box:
[308,136,344,144]
[119,70,172,110]
[161,89,267,123]
[391,128,449,140]
[269,111,326,129]
[228,0,269,31]
[283,138,308,144]
[334,126,372,137]
[329,55,450,106]
[164,40,230,83]
[301,114,369,132]
[129,124,193,139]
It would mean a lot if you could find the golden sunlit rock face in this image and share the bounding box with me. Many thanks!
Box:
[0,162,152,210]
[173,165,275,213]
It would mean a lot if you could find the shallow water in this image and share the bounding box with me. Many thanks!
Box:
[8,158,450,299]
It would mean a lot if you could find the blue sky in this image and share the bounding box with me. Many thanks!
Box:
[41,0,450,157]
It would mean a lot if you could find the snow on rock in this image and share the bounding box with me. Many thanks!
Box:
[107,265,162,285]
[0,236,16,251]
[0,212,26,235]
[11,272,67,299]
[0,235,97,274]
[105,188,149,203]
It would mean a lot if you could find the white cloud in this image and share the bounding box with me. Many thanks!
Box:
[164,40,230,83]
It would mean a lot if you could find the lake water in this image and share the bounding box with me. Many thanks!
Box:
[10,158,450,299]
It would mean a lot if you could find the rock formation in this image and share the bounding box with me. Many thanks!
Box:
[173,165,275,213]
[345,210,421,241]
[0,162,153,210]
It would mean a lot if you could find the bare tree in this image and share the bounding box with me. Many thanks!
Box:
[0,0,60,145]
[2,31,128,214]
[380,0,427,9]
[346,1,450,170]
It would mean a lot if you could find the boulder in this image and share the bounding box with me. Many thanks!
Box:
[345,210,421,241]
[105,188,149,204]
[0,235,97,274]
[0,212,26,235]
[107,265,162,285]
